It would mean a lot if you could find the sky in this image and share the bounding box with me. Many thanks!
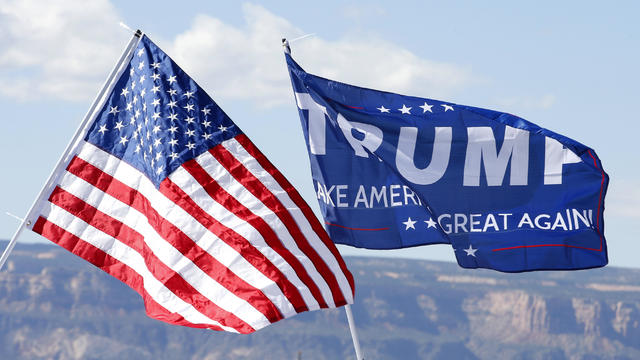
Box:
[0,0,638,268]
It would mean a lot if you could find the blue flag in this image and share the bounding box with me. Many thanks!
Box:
[286,52,609,272]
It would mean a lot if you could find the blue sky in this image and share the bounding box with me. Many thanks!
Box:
[1,1,638,268]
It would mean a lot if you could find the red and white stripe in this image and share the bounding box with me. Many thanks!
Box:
[31,135,354,334]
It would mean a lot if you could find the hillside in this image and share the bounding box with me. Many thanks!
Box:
[0,241,638,359]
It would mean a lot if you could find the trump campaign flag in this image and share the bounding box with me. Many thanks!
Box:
[14,32,354,334]
[285,51,608,273]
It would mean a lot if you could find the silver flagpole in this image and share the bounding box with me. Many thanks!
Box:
[0,29,142,272]
[345,304,364,360]
[282,38,364,359]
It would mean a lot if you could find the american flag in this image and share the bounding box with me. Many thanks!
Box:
[28,34,354,334]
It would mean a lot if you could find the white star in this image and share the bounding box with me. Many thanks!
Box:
[168,138,178,147]
[151,98,160,106]
[156,166,164,175]
[137,48,145,57]
[129,116,136,125]
[97,124,108,134]
[185,129,195,137]
[402,217,417,230]
[151,85,160,94]
[377,105,390,113]
[121,88,129,97]
[132,130,139,139]
[134,109,141,118]
[398,104,412,114]
[442,104,454,112]
[167,75,177,84]
[114,121,124,131]
[139,75,146,84]
[119,136,129,145]
[419,102,433,113]
[167,89,178,96]
[134,144,141,153]
[152,125,161,134]
[155,152,162,160]
[151,73,161,81]
[131,81,136,90]
[168,126,178,134]
[463,245,478,257]
[152,112,161,120]
[167,100,177,109]
[202,120,211,128]
[140,89,146,98]
[218,125,227,132]
[202,133,212,140]
[143,103,147,111]
[138,61,145,70]
[183,91,194,99]
[167,113,178,121]
[132,96,138,104]
[186,142,196,150]
[125,102,133,111]
[184,116,195,124]
[108,106,119,115]
[183,103,194,112]
[151,62,161,69]
[169,152,179,161]
[154,138,162,147]
[425,218,437,228]
[129,67,135,76]
[201,108,211,116]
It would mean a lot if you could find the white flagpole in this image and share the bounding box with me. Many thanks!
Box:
[0,29,142,272]
[282,38,364,359]
[345,304,364,360]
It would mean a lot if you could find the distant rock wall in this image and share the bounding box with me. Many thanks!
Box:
[0,243,639,360]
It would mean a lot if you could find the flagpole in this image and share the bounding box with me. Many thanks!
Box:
[0,29,142,272]
[345,304,364,360]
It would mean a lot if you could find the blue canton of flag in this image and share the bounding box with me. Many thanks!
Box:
[86,37,240,186]
[27,34,354,334]
[285,51,609,272]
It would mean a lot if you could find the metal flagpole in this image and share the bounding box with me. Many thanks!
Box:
[282,37,364,359]
[0,29,142,272]
[345,304,364,360]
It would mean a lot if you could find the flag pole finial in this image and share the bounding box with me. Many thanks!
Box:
[282,38,291,54]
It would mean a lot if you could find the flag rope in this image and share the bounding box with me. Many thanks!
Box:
[0,30,142,272]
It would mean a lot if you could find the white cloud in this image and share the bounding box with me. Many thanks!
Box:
[165,3,473,107]
[0,2,473,105]
[0,0,128,101]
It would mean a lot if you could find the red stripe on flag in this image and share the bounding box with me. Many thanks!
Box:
[65,157,262,332]
[159,178,309,313]
[180,159,330,309]
[32,216,224,331]
[234,134,355,298]
[210,144,345,308]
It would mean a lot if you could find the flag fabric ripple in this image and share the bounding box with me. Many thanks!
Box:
[285,52,608,273]
[28,35,354,334]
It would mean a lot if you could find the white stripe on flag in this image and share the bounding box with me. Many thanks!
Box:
[192,150,336,308]
[38,201,236,332]
[222,138,354,304]
[56,166,297,320]
[169,164,321,311]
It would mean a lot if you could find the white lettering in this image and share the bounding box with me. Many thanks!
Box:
[396,127,452,185]
[544,137,581,185]
[337,114,383,158]
[295,93,327,155]
[464,126,530,186]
